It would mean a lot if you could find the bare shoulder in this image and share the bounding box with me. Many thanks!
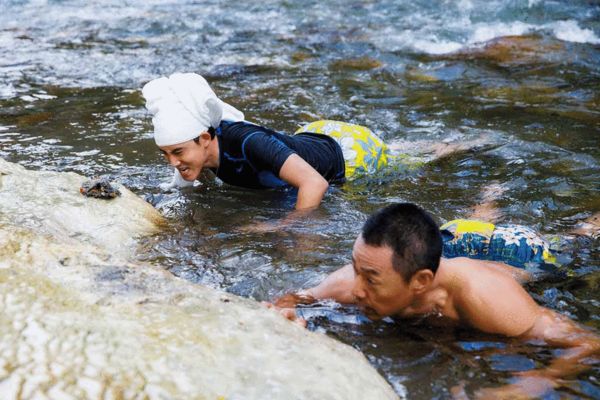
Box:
[441,257,530,283]
[440,258,512,299]
[440,258,541,336]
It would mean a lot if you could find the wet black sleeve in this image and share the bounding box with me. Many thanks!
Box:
[241,131,296,176]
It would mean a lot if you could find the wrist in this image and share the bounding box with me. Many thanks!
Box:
[295,289,317,304]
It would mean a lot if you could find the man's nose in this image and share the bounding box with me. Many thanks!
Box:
[165,154,180,167]
[351,278,366,301]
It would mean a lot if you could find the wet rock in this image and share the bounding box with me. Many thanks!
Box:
[405,67,439,83]
[291,51,314,63]
[472,84,560,105]
[0,158,162,257]
[330,56,383,71]
[16,111,53,126]
[450,35,565,66]
[0,158,398,399]
[80,178,121,199]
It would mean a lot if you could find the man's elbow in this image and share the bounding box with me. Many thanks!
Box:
[314,176,329,194]
[295,176,329,210]
[302,176,329,197]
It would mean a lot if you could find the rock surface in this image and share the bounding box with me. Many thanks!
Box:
[451,35,565,66]
[0,158,398,400]
[0,159,162,256]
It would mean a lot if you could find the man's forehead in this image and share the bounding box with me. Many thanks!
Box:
[352,235,394,272]
[353,234,394,254]
[159,139,196,152]
[352,257,380,276]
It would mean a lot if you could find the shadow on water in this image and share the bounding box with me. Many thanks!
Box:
[1,0,600,397]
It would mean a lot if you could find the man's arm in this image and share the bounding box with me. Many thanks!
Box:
[456,266,599,369]
[454,263,600,396]
[454,265,540,337]
[523,308,600,378]
[473,308,600,399]
[242,131,329,210]
[274,264,356,308]
[279,154,329,210]
[238,153,329,233]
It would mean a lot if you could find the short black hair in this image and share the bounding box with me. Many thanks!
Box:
[193,127,216,144]
[362,203,442,282]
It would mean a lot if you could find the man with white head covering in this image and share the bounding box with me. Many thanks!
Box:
[142,72,345,210]
[142,73,485,211]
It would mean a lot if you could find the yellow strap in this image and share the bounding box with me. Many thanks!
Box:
[440,219,496,237]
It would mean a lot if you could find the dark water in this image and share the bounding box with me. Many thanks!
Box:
[1,0,599,398]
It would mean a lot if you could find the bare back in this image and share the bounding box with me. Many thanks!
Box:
[437,257,540,337]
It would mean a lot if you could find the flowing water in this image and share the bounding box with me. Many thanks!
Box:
[1,0,599,398]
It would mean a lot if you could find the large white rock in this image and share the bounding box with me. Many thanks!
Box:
[0,158,163,256]
[0,158,399,400]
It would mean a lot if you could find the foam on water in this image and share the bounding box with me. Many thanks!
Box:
[377,19,599,55]
[383,29,464,55]
[0,0,597,89]
[469,21,532,44]
[550,20,600,44]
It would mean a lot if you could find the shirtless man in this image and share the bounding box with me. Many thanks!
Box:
[273,203,599,398]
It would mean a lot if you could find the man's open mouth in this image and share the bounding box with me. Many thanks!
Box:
[358,304,377,317]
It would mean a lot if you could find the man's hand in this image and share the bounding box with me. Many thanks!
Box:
[236,220,280,234]
[452,373,558,400]
[261,291,317,328]
[262,301,307,328]
[273,292,316,308]
[235,209,318,234]
[160,168,195,191]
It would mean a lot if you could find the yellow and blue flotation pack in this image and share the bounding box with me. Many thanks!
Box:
[440,219,558,269]
[296,120,426,179]
[295,120,391,179]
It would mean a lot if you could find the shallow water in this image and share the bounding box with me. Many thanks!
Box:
[1,0,599,398]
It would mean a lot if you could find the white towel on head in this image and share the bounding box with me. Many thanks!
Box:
[142,72,244,147]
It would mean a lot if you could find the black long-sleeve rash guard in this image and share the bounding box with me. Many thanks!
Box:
[210,120,345,189]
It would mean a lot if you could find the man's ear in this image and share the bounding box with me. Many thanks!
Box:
[409,269,434,294]
[198,131,212,145]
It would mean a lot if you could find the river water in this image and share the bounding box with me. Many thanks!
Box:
[1,0,599,398]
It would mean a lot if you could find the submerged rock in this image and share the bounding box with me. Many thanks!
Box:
[0,158,398,399]
[450,35,565,66]
[330,56,383,71]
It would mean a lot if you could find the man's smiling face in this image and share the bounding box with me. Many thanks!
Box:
[350,235,414,320]
[159,134,210,181]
